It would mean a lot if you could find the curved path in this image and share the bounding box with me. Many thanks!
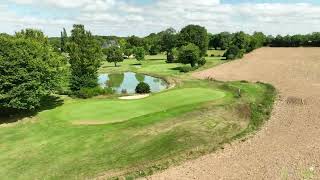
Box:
[147,48,320,179]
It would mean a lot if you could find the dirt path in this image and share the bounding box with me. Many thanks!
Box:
[147,48,320,179]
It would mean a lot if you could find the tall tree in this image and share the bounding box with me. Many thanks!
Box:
[105,46,124,67]
[232,31,251,52]
[209,32,233,50]
[178,43,201,67]
[160,28,177,63]
[134,47,145,61]
[67,24,103,92]
[0,30,67,112]
[60,28,68,52]
[179,25,208,56]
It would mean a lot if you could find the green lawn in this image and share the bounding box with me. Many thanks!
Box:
[0,51,276,180]
[60,88,226,125]
[99,50,226,76]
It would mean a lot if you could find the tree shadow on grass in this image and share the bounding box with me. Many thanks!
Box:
[170,67,183,71]
[0,95,63,125]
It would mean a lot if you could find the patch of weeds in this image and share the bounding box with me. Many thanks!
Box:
[233,82,276,138]
[301,167,315,180]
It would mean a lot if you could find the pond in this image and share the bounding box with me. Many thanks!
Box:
[98,72,168,94]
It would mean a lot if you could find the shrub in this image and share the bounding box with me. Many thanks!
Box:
[178,66,198,73]
[198,57,206,66]
[205,54,209,57]
[210,54,215,57]
[77,87,113,98]
[105,46,124,67]
[223,45,243,60]
[177,43,200,67]
[135,82,151,94]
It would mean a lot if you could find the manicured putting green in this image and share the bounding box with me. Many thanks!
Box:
[50,88,226,125]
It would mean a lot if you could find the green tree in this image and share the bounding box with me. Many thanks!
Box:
[223,45,243,60]
[178,43,200,67]
[60,28,68,52]
[124,48,133,58]
[145,32,161,55]
[209,32,233,50]
[160,28,177,63]
[67,24,103,92]
[247,32,267,52]
[15,29,49,45]
[106,46,124,67]
[134,47,145,61]
[179,25,208,56]
[232,31,250,52]
[127,35,144,48]
[0,30,67,112]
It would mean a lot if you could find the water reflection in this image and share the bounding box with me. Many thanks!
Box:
[98,72,168,94]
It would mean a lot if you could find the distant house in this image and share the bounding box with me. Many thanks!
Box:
[102,40,120,49]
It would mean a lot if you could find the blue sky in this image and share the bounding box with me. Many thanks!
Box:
[1,0,320,37]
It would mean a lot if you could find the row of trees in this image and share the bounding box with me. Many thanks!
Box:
[219,32,320,60]
[269,33,320,47]
[104,25,208,67]
[209,31,267,60]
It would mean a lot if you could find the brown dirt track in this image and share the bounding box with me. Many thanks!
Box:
[147,48,320,179]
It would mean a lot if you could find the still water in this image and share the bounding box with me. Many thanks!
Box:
[98,72,168,94]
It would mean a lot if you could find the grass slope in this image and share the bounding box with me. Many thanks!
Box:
[0,51,276,180]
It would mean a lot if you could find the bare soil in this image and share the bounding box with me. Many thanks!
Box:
[147,48,320,179]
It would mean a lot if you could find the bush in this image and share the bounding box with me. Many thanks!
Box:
[77,87,113,98]
[178,66,198,73]
[210,54,215,57]
[135,82,151,94]
[205,54,209,57]
[177,43,200,67]
[198,57,206,66]
[223,45,243,60]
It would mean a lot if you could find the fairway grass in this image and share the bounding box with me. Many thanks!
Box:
[63,88,226,125]
[99,51,226,76]
[0,52,276,180]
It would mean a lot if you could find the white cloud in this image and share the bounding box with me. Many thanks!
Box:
[2,0,320,36]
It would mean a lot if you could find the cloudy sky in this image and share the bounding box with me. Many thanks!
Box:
[1,0,320,37]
